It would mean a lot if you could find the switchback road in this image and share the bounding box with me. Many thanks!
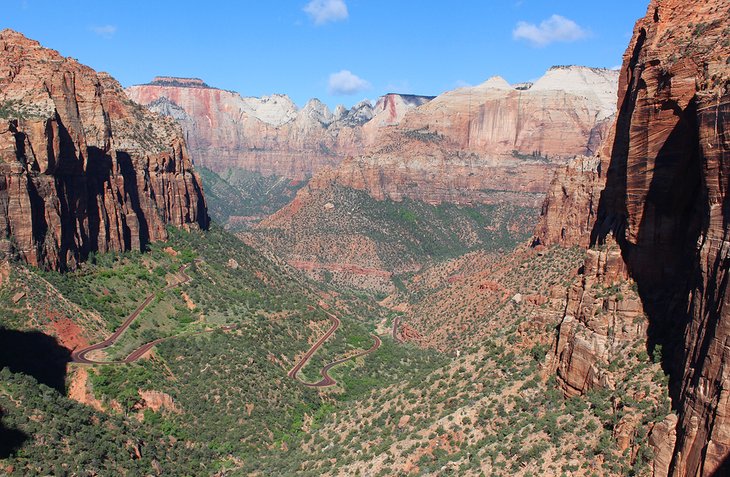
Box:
[288,311,382,388]
[71,263,194,364]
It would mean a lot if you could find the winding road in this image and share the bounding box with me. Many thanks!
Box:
[71,263,195,365]
[70,257,399,389]
[287,311,382,388]
[392,316,404,344]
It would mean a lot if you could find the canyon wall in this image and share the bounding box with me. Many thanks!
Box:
[126,68,617,206]
[0,30,208,271]
[400,67,618,158]
[536,1,730,475]
[126,79,433,180]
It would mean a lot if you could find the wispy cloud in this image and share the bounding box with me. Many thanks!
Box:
[328,70,370,95]
[304,0,348,26]
[513,15,588,47]
[91,25,117,39]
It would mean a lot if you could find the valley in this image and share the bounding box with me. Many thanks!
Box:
[1,0,729,476]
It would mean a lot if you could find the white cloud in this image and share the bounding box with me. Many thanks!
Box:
[304,0,348,25]
[610,65,622,71]
[91,25,117,39]
[328,70,371,95]
[513,15,588,47]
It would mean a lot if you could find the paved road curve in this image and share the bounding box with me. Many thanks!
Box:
[287,311,382,388]
[71,263,193,365]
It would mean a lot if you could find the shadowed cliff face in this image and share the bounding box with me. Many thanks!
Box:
[589,1,730,475]
[0,30,209,271]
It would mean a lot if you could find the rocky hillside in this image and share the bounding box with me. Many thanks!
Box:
[240,67,618,290]
[0,31,208,271]
[534,1,730,475]
[243,182,537,291]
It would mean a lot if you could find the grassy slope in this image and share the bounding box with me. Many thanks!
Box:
[0,226,445,475]
[198,167,306,230]
[0,230,670,477]
[244,184,538,292]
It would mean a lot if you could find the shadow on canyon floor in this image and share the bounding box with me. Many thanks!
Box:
[0,327,69,458]
[0,326,70,394]
[0,408,27,459]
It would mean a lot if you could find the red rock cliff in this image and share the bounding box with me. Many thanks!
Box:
[0,30,208,270]
[537,1,730,475]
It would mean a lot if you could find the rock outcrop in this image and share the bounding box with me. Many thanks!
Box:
[0,30,208,270]
[538,1,730,475]
[533,156,603,247]
[550,241,638,397]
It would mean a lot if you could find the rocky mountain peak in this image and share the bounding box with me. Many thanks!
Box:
[473,76,513,91]
[531,66,619,120]
[334,99,374,126]
[239,93,298,127]
[300,98,334,126]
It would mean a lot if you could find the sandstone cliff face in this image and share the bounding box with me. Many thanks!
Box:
[302,67,617,206]
[549,242,637,397]
[311,147,552,207]
[126,81,433,180]
[537,1,730,475]
[0,30,208,270]
[127,68,617,206]
[533,156,604,247]
[400,67,618,159]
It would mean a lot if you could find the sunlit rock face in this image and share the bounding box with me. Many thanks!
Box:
[0,30,208,270]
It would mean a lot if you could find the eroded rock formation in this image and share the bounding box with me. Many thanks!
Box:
[0,30,208,270]
[537,1,730,474]
[533,156,604,247]
[126,81,433,180]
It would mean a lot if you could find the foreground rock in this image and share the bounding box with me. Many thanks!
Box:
[536,1,730,474]
[0,31,208,270]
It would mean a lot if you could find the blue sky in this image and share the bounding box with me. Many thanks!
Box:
[4,0,648,109]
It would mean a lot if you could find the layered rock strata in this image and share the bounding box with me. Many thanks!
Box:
[127,81,434,180]
[127,67,617,206]
[537,0,730,474]
[533,156,604,247]
[0,30,208,270]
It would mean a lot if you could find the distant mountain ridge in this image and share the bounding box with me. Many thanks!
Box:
[125,66,618,188]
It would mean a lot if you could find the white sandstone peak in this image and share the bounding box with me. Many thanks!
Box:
[531,66,619,120]
[239,94,298,127]
[474,76,513,91]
